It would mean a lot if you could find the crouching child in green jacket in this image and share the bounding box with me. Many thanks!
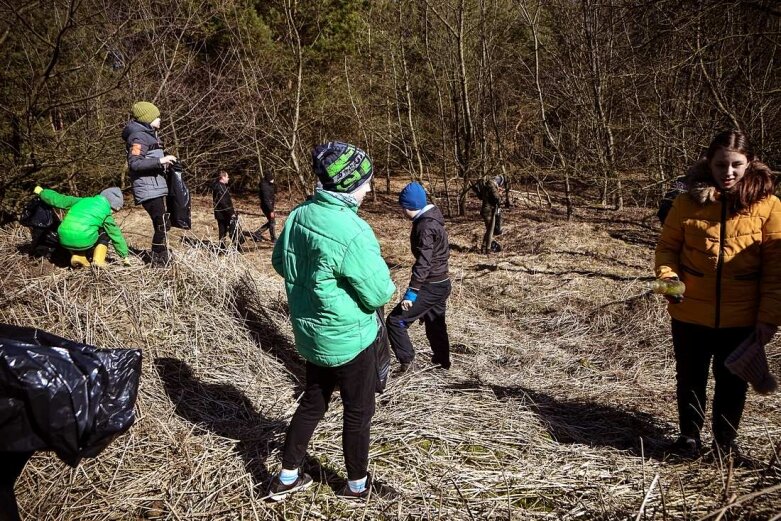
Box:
[269,142,395,501]
[34,186,130,268]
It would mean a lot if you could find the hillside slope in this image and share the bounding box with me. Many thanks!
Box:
[1,189,779,520]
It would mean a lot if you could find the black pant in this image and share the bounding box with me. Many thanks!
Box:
[141,197,170,253]
[216,217,230,242]
[281,343,377,480]
[258,212,276,240]
[0,451,33,521]
[481,208,497,254]
[671,319,752,444]
[387,279,451,368]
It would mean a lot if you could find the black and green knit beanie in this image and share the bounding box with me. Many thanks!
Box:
[312,141,373,193]
[131,101,160,124]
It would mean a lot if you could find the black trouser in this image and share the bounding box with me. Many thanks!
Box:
[141,196,170,253]
[0,451,33,521]
[387,279,451,368]
[258,211,276,240]
[671,319,752,444]
[481,207,497,254]
[281,342,377,480]
[216,217,231,242]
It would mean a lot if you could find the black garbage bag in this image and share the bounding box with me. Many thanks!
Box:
[493,209,503,236]
[0,324,142,466]
[228,214,246,247]
[167,162,191,230]
[374,309,391,394]
[18,196,66,260]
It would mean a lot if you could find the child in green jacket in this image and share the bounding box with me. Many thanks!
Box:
[34,186,130,268]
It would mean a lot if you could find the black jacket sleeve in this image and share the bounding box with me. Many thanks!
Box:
[409,228,436,288]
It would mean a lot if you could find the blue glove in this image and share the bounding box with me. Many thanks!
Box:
[403,288,418,303]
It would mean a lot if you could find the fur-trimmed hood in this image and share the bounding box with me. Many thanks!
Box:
[685,158,775,206]
[685,159,719,205]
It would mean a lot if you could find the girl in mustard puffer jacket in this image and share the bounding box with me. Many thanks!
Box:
[655,130,781,462]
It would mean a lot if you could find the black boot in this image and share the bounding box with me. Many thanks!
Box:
[664,435,702,460]
[151,248,171,267]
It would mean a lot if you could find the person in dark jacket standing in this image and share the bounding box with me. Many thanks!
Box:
[211,171,236,250]
[387,182,452,372]
[471,175,504,254]
[255,172,277,243]
[122,101,177,267]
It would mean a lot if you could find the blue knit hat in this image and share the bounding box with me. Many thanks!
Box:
[399,182,427,210]
[312,141,373,193]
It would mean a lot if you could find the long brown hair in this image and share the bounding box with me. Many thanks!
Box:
[705,130,775,213]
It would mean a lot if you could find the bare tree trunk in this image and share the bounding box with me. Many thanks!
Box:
[398,4,424,181]
[423,5,451,215]
[520,0,573,218]
[425,0,475,215]
[390,50,414,179]
[284,0,308,198]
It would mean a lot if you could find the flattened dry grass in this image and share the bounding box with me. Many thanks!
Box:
[1,192,779,520]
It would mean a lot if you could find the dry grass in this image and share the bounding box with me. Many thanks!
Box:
[1,188,779,520]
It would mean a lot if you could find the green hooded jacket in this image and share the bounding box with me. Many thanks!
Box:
[39,189,129,258]
[272,190,395,367]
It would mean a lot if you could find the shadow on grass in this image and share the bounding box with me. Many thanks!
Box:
[155,357,344,493]
[448,381,671,460]
[472,262,645,282]
[15,242,71,268]
[231,275,305,392]
[155,357,283,486]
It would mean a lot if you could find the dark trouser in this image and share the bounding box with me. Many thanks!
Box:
[141,197,170,253]
[481,208,497,254]
[671,319,752,444]
[387,279,451,368]
[216,217,230,242]
[258,213,276,241]
[0,451,33,521]
[281,342,377,480]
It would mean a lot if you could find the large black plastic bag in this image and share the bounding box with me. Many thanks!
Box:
[374,310,391,394]
[0,324,142,466]
[18,196,64,259]
[167,162,192,229]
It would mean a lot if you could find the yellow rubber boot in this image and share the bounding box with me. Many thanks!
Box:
[92,244,108,267]
[70,253,90,268]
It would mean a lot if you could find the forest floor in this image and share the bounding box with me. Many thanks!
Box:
[2,181,780,520]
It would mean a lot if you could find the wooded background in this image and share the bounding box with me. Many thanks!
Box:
[1,0,779,221]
